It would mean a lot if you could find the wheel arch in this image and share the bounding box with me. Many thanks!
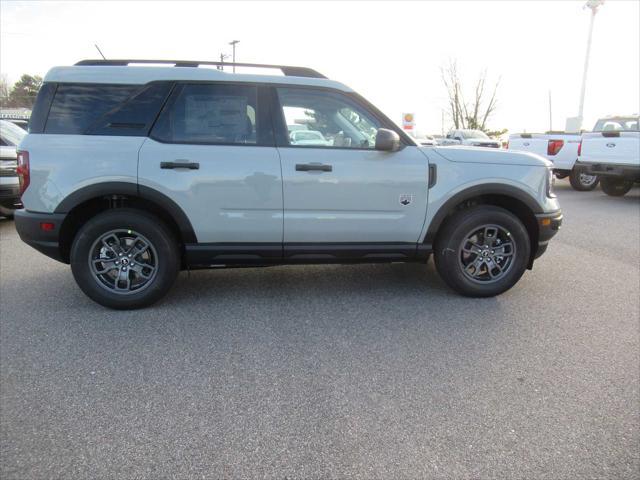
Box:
[425,184,543,268]
[55,182,196,263]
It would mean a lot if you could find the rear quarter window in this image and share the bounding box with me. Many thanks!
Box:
[45,84,138,134]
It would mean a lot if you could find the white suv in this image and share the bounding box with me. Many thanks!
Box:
[14,59,562,309]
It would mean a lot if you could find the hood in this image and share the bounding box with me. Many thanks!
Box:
[431,145,551,167]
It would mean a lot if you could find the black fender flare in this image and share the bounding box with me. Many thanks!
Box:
[54,181,197,243]
[424,183,543,245]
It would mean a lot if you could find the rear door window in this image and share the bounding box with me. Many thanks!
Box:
[45,84,138,134]
[151,83,259,145]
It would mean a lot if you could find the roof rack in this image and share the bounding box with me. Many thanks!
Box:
[74,59,327,79]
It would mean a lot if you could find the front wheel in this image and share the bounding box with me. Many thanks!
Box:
[600,177,633,196]
[70,209,180,309]
[569,168,599,191]
[434,206,531,297]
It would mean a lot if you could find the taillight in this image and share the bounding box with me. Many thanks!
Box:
[577,140,582,156]
[16,150,30,195]
[547,139,564,156]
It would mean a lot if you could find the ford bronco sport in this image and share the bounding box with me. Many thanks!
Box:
[14,59,562,309]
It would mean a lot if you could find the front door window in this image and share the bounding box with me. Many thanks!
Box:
[277,88,381,149]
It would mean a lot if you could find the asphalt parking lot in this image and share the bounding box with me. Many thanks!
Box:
[1,180,639,479]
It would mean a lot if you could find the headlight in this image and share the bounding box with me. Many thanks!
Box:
[546,168,556,198]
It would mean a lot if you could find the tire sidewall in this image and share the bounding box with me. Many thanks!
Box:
[600,177,633,196]
[435,206,531,297]
[569,168,599,191]
[70,209,179,309]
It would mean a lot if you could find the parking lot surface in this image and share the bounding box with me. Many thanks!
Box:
[1,181,639,479]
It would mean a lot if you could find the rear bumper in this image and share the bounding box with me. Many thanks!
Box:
[576,160,640,180]
[14,210,67,263]
[534,210,563,259]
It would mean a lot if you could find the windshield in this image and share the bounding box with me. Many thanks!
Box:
[0,120,27,146]
[592,117,639,132]
[462,130,490,139]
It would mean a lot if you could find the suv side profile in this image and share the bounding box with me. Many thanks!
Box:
[15,60,562,309]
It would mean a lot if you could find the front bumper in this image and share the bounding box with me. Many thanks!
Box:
[576,160,640,181]
[14,210,68,263]
[0,176,23,211]
[534,210,563,259]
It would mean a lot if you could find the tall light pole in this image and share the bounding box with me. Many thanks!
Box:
[577,0,604,129]
[229,40,240,72]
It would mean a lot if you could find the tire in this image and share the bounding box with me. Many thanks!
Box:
[600,177,633,197]
[569,167,599,191]
[554,172,569,180]
[70,209,180,309]
[434,206,531,297]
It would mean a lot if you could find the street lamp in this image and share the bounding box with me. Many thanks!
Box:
[577,0,604,129]
[229,40,240,72]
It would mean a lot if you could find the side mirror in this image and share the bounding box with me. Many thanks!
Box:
[375,128,401,152]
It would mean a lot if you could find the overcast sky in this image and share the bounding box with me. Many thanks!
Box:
[1,0,638,134]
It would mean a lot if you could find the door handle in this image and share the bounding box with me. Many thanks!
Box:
[296,163,332,172]
[160,161,200,170]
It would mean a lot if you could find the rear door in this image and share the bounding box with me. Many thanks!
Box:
[138,83,283,250]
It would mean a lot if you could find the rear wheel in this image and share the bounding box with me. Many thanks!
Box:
[70,209,180,309]
[569,167,599,191]
[434,206,531,297]
[600,177,633,196]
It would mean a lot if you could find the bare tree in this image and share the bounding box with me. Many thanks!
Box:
[441,60,501,132]
[0,75,10,107]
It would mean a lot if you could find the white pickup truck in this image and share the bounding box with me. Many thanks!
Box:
[440,129,502,148]
[507,132,597,191]
[577,115,640,196]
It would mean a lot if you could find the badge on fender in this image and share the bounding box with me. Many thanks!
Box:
[399,194,414,206]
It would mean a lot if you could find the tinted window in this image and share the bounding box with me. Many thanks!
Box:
[29,82,56,134]
[277,88,380,149]
[152,84,258,144]
[87,82,173,136]
[45,84,138,134]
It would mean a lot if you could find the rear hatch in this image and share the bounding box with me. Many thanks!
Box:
[507,135,548,156]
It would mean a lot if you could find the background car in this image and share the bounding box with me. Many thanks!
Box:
[440,129,502,148]
[290,129,332,146]
[0,119,26,217]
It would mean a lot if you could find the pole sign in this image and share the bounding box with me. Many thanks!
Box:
[402,113,415,132]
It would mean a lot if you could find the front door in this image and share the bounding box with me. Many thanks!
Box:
[274,87,429,248]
